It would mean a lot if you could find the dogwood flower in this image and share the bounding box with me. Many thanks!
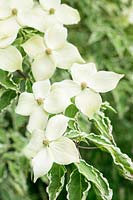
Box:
[23,114,79,182]
[17,2,47,32]
[0,45,22,72]
[15,80,70,132]
[53,63,124,119]
[22,25,84,81]
[0,0,34,48]
[39,0,80,30]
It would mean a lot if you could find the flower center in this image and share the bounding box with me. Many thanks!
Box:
[43,139,49,147]
[49,8,55,15]
[45,48,52,55]
[12,8,18,16]
[81,82,87,90]
[37,98,44,105]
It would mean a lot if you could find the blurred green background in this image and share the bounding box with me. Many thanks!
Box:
[0,0,133,199]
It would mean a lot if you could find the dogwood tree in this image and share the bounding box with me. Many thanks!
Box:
[0,0,133,199]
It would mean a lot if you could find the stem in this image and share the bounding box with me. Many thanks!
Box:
[16,70,27,79]
[78,146,98,150]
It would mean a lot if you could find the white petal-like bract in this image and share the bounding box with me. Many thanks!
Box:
[0,3,11,20]
[31,55,56,81]
[71,63,97,84]
[18,4,46,32]
[32,148,53,182]
[45,114,69,140]
[53,42,84,69]
[23,130,44,158]
[50,136,79,164]
[0,17,20,48]
[32,80,51,100]
[45,25,67,50]
[88,71,124,93]
[44,87,71,114]
[22,35,45,59]
[27,107,48,133]
[75,89,102,119]
[15,92,37,116]
[10,0,34,12]
[52,80,81,98]
[0,33,18,49]
[39,0,61,10]
[56,4,80,25]
[0,45,22,72]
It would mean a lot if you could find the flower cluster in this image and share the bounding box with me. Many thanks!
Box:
[0,0,124,182]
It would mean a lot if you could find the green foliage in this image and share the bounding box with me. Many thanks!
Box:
[75,160,113,200]
[47,164,67,200]
[87,133,133,180]
[0,90,16,112]
[65,104,78,118]
[0,69,18,91]
[66,169,91,200]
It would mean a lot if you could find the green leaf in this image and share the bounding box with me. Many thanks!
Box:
[101,102,117,113]
[89,31,104,44]
[47,164,67,200]
[87,133,133,180]
[65,130,87,139]
[68,120,76,130]
[25,79,33,93]
[66,169,91,200]
[0,69,18,91]
[77,112,91,133]
[65,104,78,118]
[0,162,7,182]
[107,29,126,57]
[13,27,42,46]
[0,90,16,112]
[93,111,116,145]
[75,160,113,200]
[0,129,9,143]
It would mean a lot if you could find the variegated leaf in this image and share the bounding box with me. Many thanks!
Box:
[47,164,67,200]
[66,169,91,200]
[75,160,113,200]
[87,133,133,180]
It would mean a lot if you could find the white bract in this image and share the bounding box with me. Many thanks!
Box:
[0,0,33,48]
[39,0,80,30]
[0,45,22,72]
[15,80,71,132]
[23,114,79,182]
[53,63,124,119]
[17,2,47,32]
[22,25,84,81]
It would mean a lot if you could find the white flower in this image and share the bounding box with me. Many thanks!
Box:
[22,24,84,81]
[0,0,34,48]
[0,45,22,72]
[15,80,71,132]
[23,114,79,182]
[39,0,80,30]
[53,63,124,119]
[17,2,47,33]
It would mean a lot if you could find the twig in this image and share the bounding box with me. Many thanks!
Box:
[78,146,98,150]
